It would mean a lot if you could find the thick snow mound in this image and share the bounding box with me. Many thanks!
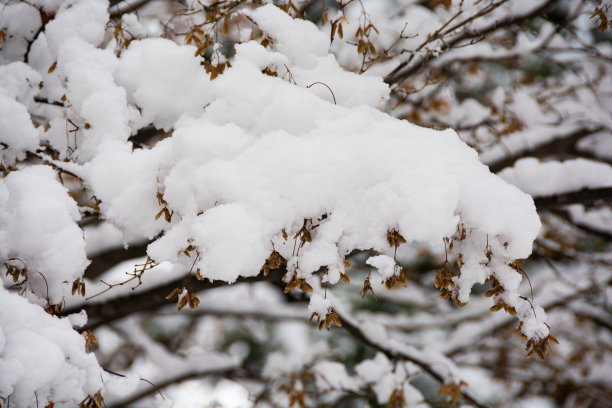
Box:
[84,7,541,333]
[0,286,102,406]
[0,166,89,303]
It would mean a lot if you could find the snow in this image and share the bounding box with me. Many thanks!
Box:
[157,379,251,408]
[312,361,358,392]
[366,254,398,281]
[0,63,42,164]
[0,94,40,165]
[69,1,546,347]
[115,38,213,131]
[355,352,422,404]
[0,285,102,406]
[499,158,612,196]
[0,166,89,303]
[355,352,393,383]
[96,54,541,285]
[263,341,329,378]
[83,222,126,257]
[0,1,576,405]
[58,37,132,160]
[44,0,108,53]
[0,2,41,64]
[307,293,332,320]
[247,5,390,108]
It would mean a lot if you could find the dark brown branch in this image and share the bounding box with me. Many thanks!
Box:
[63,268,287,330]
[108,0,153,18]
[84,242,149,279]
[533,187,612,210]
[384,0,557,85]
[546,209,612,241]
[24,7,50,64]
[447,276,612,357]
[108,367,246,407]
[128,125,170,148]
[486,127,605,173]
[33,96,65,107]
[339,314,488,408]
[25,151,83,180]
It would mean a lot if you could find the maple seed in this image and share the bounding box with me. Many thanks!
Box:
[361,278,376,299]
[84,330,97,351]
[309,310,342,331]
[384,268,407,290]
[590,5,611,32]
[438,380,468,404]
[284,278,298,293]
[263,251,286,276]
[222,17,229,34]
[48,61,57,74]
[156,192,167,206]
[166,288,182,300]
[72,279,86,297]
[187,292,200,309]
[386,229,406,247]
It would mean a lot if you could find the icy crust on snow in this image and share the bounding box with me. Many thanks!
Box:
[0,166,89,303]
[78,4,543,338]
[0,286,102,406]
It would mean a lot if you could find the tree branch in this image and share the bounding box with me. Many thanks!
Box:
[85,242,149,279]
[108,366,246,408]
[338,314,488,408]
[64,267,287,330]
[546,209,612,241]
[384,0,557,85]
[486,127,605,173]
[533,187,612,210]
[108,0,153,18]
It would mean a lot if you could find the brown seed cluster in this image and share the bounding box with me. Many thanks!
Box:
[166,288,200,311]
[438,380,468,404]
[309,310,342,331]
